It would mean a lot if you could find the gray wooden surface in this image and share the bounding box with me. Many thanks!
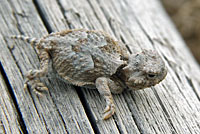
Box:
[0,0,200,133]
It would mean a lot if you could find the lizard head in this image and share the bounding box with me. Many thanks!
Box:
[122,50,167,90]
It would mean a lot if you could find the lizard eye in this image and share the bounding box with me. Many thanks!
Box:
[147,74,156,79]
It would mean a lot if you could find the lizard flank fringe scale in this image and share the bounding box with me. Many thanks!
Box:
[11,29,167,120]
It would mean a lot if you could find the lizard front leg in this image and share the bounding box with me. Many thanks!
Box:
[107,79,125,94]
[96,77,115,120]
[25,46,49,95]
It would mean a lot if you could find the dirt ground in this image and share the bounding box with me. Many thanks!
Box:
[161,0,200,64]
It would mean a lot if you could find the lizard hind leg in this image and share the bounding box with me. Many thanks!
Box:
[24,47,49,95]
[95,77,115,120]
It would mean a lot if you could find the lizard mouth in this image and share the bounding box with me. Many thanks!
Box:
[126,79,145,90]
[126,78,159,90]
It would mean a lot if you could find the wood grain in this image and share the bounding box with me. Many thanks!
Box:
[0,0,200,133]
[0,70,22,134]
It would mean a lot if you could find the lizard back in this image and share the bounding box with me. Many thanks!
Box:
[43,29,128,86]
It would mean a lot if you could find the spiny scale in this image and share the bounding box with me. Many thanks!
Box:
[11,35,39,45]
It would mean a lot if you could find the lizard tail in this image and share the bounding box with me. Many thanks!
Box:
[11,35,39,46]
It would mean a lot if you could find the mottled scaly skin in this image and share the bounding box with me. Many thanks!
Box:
[47,29,128,86]
[11,29,167,120]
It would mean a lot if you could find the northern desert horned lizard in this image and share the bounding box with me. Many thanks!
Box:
[12,29,167,120]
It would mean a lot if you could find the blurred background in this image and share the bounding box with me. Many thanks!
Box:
[161,0,200,64]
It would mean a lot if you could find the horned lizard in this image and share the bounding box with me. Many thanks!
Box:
[11,29,167,120]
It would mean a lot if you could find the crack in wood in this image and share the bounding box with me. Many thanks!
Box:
[0,63,28,134]
[56,0,77,29]
[47,82,69,134]
[75,87,101,134]
[185,76,200,101]
[152,87,177,134]
[33,0,53,33]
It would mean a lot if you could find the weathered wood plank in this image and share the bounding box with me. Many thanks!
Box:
[0,0,200,134]
[0,0,94,133]
[35,0,200,134]
[0,68,22,134]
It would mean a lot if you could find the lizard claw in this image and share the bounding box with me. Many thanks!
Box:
[32,82,48,96]
[33,88,44,96]
[24,79,48,95]
[103,101,115,120]
[32,82,48,92]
